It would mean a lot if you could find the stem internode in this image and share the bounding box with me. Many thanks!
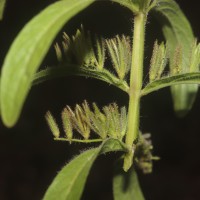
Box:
[123,13,146,171]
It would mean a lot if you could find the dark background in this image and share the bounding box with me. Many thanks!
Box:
[0,0,200,199]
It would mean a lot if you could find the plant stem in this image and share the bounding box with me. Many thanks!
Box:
[54,138,103,143]
[123,12,146,171]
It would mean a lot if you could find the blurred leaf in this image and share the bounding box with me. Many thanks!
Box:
[43,138,128,200]
[0,74,1,117]
[141,72,200,96]
[113,159,145,200]
[0,0,95,127]
[0,0,6,20]
[152,0,198,116]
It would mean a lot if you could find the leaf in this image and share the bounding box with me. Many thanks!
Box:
[111,0,139,13]
[141,72,200,96]
[152,0,198,116]
[0,0,95,127]
[111,0,153,13]
[113,159,145,200]
[0,0,6,20]
[0,0,6,115]
[32,65,129,93]
[43,138,128,200]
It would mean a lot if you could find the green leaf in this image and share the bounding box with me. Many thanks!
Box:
[43,138,128,200]
[43,148,99,200]
[0,0,95,127]
[141,72,200,96]
[0,0,6,20]
[113,160,145,200]
[32,65,129,93]
[111,0,139,13]
[152,0,198,116]
[111,0,153,13]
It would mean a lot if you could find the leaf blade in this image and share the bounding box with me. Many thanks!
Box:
[113,160,145,200]
[0,0,94,127]
[111,0,139,13]
[43,148,99,200]
[43,138,127,200]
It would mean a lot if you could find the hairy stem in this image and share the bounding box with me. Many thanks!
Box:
[123,12,146,171]
[54,138,103,143]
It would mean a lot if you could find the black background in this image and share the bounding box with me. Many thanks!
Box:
[0,0,200,199]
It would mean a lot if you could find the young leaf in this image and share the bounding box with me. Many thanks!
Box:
[113,159,145,200]
[152,0,198,116]
[0,0,6,20]
[0,0,95,127]
[43,138,128,200]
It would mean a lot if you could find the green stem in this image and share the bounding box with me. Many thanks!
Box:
[54,138,103,143]
[123,12,146,171]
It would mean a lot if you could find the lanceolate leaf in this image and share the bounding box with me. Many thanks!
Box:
[43,138,128,200]
[43,148,98,200]
[0,0,6,20]
[141,72,200,96]
[113,160,145,200]
[152,0,198,116]
[33,66,129,93]
[0,0,95,127]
